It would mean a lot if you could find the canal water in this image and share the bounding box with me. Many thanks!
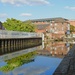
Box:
[0,42,73,75]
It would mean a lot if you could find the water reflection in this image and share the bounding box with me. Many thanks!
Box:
[8,56,61,75]
[0,51,36,73]
[37,42,71,58]
[0,42,73,75]
[0,47,37,61]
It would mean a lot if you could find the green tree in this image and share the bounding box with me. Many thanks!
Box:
[0,51,36,72]
[21,20,35,32]
[3,18,35,32]
[70,25,75,32]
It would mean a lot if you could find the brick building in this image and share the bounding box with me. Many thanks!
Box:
[31,17,70,39]
[69,20,75,37]
[69,20,75,26]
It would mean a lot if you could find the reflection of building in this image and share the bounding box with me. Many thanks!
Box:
[37,42,70,58]
[31,18,70,39]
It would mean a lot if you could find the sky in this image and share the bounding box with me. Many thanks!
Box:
[0,0,75,22]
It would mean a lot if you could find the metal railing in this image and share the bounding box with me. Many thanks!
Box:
[0,30,42,39]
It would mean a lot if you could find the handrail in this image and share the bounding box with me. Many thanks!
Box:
[0,30,42,39]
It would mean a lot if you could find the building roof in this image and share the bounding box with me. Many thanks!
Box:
[36,24,49,30]
[31,17,68,23]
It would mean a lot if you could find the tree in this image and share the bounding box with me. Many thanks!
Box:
[21,20,35,32]
[3,18,35,32]
[70,25,75,32]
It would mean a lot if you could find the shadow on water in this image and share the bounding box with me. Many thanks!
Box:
[0,38,42,56]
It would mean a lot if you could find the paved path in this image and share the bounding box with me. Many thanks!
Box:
[53,44,75,75]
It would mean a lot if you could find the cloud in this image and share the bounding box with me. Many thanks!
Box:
[12,66,49,75]
[0,13,8,18]
[65,6,75,11]
[20,13,32,17]
[0,0,50,6]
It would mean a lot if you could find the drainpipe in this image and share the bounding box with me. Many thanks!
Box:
[42,33,44,49]
[67,23,70,37]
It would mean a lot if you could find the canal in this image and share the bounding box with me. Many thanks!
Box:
[0,42,73,75]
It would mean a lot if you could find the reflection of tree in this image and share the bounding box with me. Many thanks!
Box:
[0,51,36,72]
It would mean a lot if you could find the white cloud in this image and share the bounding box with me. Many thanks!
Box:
[20,13,32,17]
[12,66,49,75]
[65,6,75,11]
[0,13,8,18]
[0,0,50,6]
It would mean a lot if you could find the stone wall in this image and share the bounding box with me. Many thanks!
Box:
[53,44,75,75]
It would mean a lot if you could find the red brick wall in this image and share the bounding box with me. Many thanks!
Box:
[50,22,68,33]
[69,20,75,26]
[35,24,50,33]
[33,21,68,39]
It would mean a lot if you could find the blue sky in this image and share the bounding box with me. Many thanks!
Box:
[0,0,75,22]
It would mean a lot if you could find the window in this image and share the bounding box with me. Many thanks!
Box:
[62,27,63,30]
[55,27,56,30]
[55,23,57,26]
[50,23,52,26]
